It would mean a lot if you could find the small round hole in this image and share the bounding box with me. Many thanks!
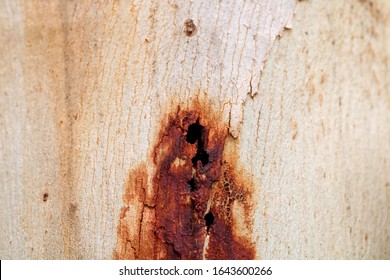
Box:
[204,212,214,233]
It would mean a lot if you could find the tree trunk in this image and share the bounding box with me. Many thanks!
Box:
[0,0,389,259]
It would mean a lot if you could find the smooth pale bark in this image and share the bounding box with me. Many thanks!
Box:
[0,0,389,259]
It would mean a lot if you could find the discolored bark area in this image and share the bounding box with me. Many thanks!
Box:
[114,105,256,259]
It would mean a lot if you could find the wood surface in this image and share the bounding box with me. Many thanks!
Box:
[0,0,389,259]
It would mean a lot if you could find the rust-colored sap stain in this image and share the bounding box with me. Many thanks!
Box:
[114,163,153,260]
[206,161,255,259]
[114,106,255,259]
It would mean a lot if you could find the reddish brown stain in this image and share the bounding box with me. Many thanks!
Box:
[114,163,150,260]
[114,104,256,259]
[206,161,255,259]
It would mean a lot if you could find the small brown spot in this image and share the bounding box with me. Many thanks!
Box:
[320,74,327,84]
[291,119,298,140]
[43,193,49,202]
[183,19,197,37]
[319,93,323,106]
[69,203,78,219]
[306,77,315,94]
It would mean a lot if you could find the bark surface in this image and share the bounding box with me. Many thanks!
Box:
[0,0,389,259]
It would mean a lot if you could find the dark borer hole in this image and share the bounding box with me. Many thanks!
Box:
[204,212,214,233]
[192,150,209,167]
[188,178,197,192]
[186,120,203,144]
[186,119,210,167]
